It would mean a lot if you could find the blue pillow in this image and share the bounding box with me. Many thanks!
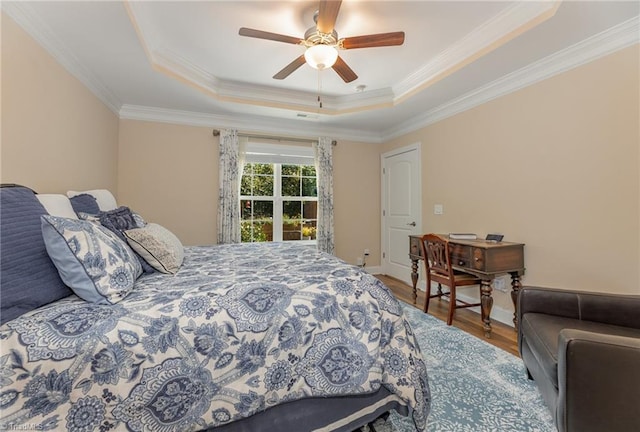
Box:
[99,207,155,274]
[0,186,73,325]
[41,215,142,304]
[69,193,100,216]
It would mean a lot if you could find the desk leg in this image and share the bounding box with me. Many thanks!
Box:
[410,258,419,305]
[480,279,494,338]
[510,273,522,331]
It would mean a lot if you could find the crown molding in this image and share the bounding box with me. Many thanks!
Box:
[2,2,122,114]
[392,0,561,100]
[119,104,384,143]
[124,0,559,115]
[383,15,640,142]
[120,13,638,146]
[5,1,637,144]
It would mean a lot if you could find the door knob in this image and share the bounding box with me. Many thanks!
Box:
[407,221,416,227]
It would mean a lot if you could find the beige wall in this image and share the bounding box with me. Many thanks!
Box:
[333,140,381,265]
[384,44,640,308]
[117,120,218,246]
[1,13,118,194]
[117,120,381,263]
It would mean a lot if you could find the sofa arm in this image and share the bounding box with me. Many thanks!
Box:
[518,286,640,329]
[557,329,640,432]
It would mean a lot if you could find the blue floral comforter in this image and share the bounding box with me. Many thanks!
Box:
[0,242,430,431]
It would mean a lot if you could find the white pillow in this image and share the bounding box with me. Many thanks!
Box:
[67,189,117,211]
[36,194,78,219]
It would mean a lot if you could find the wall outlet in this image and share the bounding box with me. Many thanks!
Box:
[364,249,370,256]
[356,257,364,266]
[434,204,443,215]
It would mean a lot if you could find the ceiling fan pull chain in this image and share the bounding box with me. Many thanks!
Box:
[318,71,323,109]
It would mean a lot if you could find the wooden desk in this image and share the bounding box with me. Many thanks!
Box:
[409,235,525,337]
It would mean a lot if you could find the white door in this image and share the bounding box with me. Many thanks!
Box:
[381,144,421,283]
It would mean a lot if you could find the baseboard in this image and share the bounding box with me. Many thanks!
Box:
[362,265,383,275]
[421,281,515,328]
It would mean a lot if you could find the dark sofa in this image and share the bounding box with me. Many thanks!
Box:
[517,286,640,432]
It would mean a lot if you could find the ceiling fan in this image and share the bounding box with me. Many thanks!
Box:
[239,0,405,83]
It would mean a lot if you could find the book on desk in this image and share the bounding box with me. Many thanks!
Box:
[448,233,477,240]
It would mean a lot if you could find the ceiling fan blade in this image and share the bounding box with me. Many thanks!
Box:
[332,56,357,83]
[317,0,342,34]
[239,27,302,45]
[273,55,307,80]
[341,32,405,49]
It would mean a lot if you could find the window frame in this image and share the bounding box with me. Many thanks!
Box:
[240,144,317,244]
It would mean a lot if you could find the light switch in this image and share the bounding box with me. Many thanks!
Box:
[434,204,443,215]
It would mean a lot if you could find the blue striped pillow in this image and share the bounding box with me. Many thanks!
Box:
[0,186,73,324]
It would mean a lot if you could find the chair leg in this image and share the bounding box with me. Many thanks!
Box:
[423,281,432,313]
[446,285,456,325]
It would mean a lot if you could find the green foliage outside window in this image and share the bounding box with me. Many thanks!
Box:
[241,162,317,243]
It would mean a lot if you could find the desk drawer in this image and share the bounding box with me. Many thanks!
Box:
[450,244,471,268]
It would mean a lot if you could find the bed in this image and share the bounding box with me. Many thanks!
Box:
[0,185,430,431]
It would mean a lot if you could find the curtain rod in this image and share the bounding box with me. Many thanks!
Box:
[212,129,337,146]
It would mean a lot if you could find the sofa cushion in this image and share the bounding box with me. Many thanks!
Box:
[521,313,640,388]
[0,187,73,324]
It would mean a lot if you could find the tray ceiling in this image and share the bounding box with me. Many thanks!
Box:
[3,1,638,142]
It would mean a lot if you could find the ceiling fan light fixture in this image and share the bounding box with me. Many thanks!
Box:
[304,44,338,70]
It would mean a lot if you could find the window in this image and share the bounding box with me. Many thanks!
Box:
[240,144,317,243]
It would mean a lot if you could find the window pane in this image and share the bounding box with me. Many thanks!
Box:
[241,221,271,242]
[253,200,273,219]
[301,165,316,176]
[253,175,273,196]
[240,175,252,195]
[253,163,274,175]
[302,178,316,196]
[281,176,301,196]
[241,201,273,243]
[282,200,302,241]
[241,199,252,220]
[303,201,317,219]
[302,221,317,240]
[282,165,299,176]
[283,200,302,219]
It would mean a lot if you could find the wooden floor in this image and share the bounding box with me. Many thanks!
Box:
[376,274,520,357]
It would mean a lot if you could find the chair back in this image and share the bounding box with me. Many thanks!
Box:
[421,234,454,281]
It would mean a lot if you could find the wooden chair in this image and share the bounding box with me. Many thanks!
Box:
[420,234,483,325]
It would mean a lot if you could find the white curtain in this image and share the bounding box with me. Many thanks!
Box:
[314,137,334,254]
[217,129,242,244]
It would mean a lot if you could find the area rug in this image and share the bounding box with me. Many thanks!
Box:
[372,302,555,432]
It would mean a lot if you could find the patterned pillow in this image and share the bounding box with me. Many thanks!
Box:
[41,215,142,304]
[124,223,184,274]
[99,206,155,273]
[99,206,137,238]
